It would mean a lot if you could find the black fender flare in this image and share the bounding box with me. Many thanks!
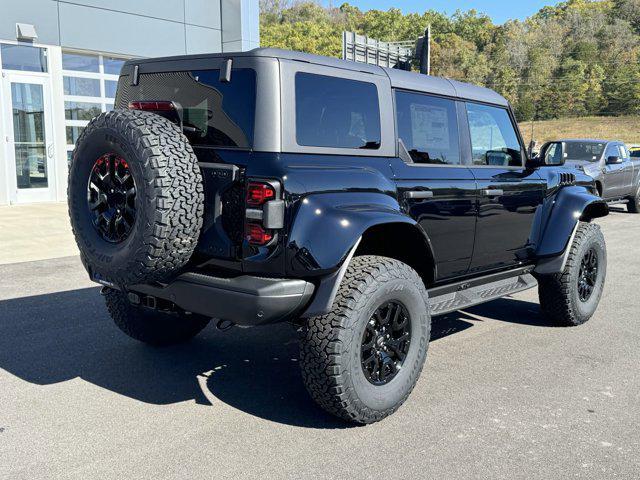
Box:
[285,191,434,317]
[534,186,608,274]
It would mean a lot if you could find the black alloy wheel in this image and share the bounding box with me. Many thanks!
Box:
[577,248,598,302]
[361,301,412,386]
[87,153,137,243]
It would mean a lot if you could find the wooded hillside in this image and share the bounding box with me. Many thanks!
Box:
[260,0,640,122]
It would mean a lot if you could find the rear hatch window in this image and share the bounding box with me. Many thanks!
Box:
[115,69,256,148]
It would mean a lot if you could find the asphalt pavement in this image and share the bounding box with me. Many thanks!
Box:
[1,209,638,479]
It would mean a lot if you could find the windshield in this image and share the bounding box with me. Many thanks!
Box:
[564,142,606,162]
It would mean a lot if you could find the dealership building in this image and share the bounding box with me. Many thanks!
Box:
[0,0,259,205]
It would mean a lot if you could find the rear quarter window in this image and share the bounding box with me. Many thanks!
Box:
[116,69,256,148]
[294,72,381,150]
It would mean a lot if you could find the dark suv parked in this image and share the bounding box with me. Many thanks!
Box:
[68,49,609,424]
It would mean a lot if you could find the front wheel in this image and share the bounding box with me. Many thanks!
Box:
[537,222,606,326]
[299,256,431,424]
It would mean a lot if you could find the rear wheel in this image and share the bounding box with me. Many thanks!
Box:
[299,256,431,424]
[537,222,606,326]
[104,289,210,346]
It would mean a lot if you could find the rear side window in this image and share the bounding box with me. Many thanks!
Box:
[295,72,381,150]
[395,91,460,165]
[631,149,640,158]
[466,103,523,167]
[117,69,256,148]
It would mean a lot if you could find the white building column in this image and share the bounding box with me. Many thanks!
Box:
[221,0,260,52]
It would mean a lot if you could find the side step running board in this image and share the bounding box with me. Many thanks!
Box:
[427,270,538,317]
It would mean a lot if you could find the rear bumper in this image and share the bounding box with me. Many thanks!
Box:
[131,272,315,326]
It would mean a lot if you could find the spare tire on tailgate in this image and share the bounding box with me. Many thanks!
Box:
[68,109,204,287]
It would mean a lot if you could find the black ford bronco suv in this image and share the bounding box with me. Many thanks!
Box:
[68,49,609,424]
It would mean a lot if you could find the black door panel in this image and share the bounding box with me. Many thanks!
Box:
[392,161,477,280]
[470,168,546,272]
[392,90,477,281]
[464,102,547,273]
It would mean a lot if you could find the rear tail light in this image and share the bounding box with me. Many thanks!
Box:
[246,182,276,206]
[244,180,283,246]
[245,223,273,245]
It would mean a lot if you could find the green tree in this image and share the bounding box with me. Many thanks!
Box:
[259,1,640,119]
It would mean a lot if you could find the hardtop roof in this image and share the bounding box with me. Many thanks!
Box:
[125,47,509,107]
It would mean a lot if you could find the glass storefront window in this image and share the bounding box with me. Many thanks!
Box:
[63,76,101,97]
[11,83,48,189]
[1,44,48,72]
[62,52,99,72]
[105,80,118,98]
[66,126,84,145]
[65,101,102,121]
[63,52,128,162]
[104,57,125,75]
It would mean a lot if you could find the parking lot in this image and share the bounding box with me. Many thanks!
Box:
[0,208,638,479]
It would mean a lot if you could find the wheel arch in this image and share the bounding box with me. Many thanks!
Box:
[354,222,436,287]
[294,193,436,318]
[534,186,608,274]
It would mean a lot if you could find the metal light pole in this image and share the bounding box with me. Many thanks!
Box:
[419,25,431,75]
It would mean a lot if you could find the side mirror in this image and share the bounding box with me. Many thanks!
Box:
[485,150,511,166]
[606,155,622,165]
[540,142,565,166]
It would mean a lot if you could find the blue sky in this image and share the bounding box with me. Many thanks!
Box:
[324,1,559,24]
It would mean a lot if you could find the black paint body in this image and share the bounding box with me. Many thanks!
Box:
[115,48,609,322]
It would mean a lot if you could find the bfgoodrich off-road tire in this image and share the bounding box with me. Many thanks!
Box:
[627,188,640,214]
[68,109,203,287]
[300,256,431,424]
[104,289,210,346]
[537,222,606,326]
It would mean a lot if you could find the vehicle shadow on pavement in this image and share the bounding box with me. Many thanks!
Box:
[431,296,552,340]
[0,287,550,429]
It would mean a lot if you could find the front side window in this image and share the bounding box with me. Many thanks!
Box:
[295,72,381,149]
[605,144,620,159]
[466,103,523,167]
[395,91,460,165]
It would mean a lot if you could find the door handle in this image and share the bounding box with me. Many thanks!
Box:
[47,144,54,158]
[482,189,504,196]
[404,190,434,199]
